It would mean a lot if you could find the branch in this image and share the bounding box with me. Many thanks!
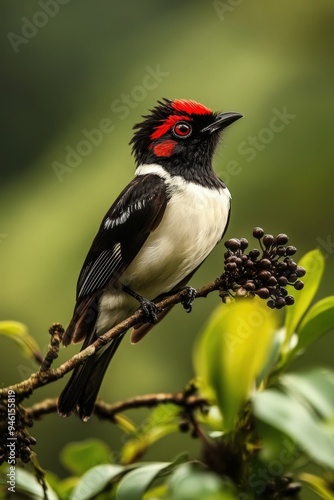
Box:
[25,392,209,421]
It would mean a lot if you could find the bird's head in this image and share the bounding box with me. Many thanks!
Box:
[130,98,242,176]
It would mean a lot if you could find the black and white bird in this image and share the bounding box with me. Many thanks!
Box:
[57,98,242,420]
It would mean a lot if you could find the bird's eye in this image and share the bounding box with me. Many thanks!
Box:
[172,121,192,138]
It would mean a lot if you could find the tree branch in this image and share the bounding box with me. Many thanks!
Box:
[25,392,209,421]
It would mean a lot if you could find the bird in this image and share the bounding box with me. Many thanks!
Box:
[57,98,242,420]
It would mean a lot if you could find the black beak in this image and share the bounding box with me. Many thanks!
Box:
[201,112,243,134]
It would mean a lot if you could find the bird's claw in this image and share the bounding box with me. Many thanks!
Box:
[181,286,197,313]
[141,299,158,323]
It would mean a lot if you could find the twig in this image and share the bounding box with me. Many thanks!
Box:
[94,392,209,420]
[25,393,209,421]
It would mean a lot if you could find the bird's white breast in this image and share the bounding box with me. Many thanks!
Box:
[97,164,230,332]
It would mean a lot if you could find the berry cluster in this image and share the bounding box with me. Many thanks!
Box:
[220,227,306,309]
[0,401,36,465]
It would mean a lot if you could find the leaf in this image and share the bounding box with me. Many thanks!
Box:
[167,463,235,500]
[45,471,78,499]
[284,250,324,344]
[252,389,334,468]
[256,327,285,384]
[61,439,112,476]
[120,404,180,464]
[255,420,299,467]
[0,320,43,363]
[300,473,334,500]
[2,467,58,499]
[121,423,178,465]
[70,464,125,500]
[194,298,278,430]
[280,369,334,419]
[293,296,334,355]
[116,462,173,500]
[147,403,180,426]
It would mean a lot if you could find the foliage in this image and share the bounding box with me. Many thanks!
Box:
[1,249,334,499]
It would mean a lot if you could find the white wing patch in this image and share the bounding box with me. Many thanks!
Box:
[79,243,122,297]
[103,200,147,230]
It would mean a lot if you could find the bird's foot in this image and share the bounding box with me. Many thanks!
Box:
[122,285,158,323]
[181,286,197,313]
[140,298,158,324]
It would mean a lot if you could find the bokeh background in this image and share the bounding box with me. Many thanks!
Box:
[1,0,334,494]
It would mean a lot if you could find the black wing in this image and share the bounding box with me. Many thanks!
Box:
[76,173,169,300]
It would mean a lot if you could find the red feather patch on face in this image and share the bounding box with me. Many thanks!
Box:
[150,114,191,140]
[153,140,177,157]
[172,99,212,116]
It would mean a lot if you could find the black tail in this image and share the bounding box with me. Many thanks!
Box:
[57,332,124,421]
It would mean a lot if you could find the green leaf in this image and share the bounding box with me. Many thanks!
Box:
[252,389,334,468]
[293,296,334,355]
[280,369,334,419]
[254,420,299,467]
[1,467,58,499]
[61,439,112,476]
[256,327,285,384]
[120,404,180,464]
[45,471,78,499]
[300,473,334,500]
[194,298,278,430]
[121,423,178,464]
[70,464,125,500]
[167,463,235,500]
[0,320,43,364]
[147,403,180,426]
[284,250,324,345]
[116,462,173,500]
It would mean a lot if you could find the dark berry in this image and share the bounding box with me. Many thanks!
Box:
[267,299,276,309]
[256,288,270,299]
[296,266,306,277]
[286,246,297,256]
[249,249,260,260]
[276,297,286,309]
[225,262,237,272]
[253,227,264,239]
[263,234,275,247]
[278,276,288,286]
[284,482,302,495]
[225,238,241,251]
[268,276,278,286]
[276,233,289,245]
[276,246,286,256]
[240,238,249,250]
[277,262,287,271]
[259,258,271,269]
[287,261,297,272]
[244,281,256,291]
[179,420,190,433]
[294,280,304,290]
[285,295,295,305]
[258,270,271,281]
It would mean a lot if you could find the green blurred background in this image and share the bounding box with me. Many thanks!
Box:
[1,0,334,491]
